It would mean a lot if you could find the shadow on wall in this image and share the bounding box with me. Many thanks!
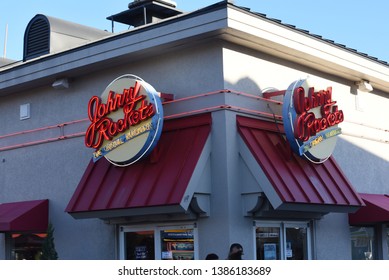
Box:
[225,76,286,117]
[225,77,262,96]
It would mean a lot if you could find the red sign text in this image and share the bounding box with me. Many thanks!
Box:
[293,86,344,141]
[85,81,155,149]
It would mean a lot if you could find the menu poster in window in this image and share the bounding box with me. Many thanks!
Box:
[135,246,148,260]
[161,251,173,260]
[286,242,293,258]
[167,242,194,251]
[263,243,277,260]
[161,229,195,260]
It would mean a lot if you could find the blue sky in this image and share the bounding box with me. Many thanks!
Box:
[1,0,389,62]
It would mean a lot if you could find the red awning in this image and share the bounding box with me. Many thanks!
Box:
[349,193,389,224]
[66,113,212,219]
[0,199,49,232]
[237,115,364,213]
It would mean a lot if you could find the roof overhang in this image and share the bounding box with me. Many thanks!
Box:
[223,6,389,93]
[2,2,389,96]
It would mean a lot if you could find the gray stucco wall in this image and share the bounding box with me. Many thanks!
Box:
[315,213,352,260]
[196,110,257,260]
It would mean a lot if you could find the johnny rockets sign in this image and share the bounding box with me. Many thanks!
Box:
[85,74,163,166]
[282,78,344,163]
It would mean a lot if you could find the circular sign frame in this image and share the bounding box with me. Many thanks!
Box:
[85,74,163,166]
[282,78,344,163]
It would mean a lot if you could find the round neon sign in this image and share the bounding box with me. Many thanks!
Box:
[282,78,344,163]
[85,74,163,166]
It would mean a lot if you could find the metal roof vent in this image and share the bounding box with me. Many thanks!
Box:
[23,14,110,62]
[23,15,50,61]
[107,0,183,30]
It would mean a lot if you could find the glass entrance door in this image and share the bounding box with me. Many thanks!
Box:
[124,230,155,260]
[256,223,282,260]
[255,221,311,260]
[284,223,309,260]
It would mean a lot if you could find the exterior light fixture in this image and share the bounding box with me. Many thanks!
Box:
[52,78,69,90]
[355,80,373,92]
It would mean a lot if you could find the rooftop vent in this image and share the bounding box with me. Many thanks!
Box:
[24,15,50,61]
[23,14,110,61]
[107,0,183,30]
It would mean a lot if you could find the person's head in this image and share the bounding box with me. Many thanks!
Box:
[228,243,243,260]
[205,253,219,260]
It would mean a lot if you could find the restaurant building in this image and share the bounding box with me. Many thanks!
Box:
[1,0,389,260]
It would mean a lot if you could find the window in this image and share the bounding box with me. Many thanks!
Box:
[124,230,155,260]
[119,224,197,260]
[8,233,47,260]
[160,227,195,260]
[350,226,376,260]
[255,221,311,260]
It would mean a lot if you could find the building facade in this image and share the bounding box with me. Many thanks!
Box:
[1,1,389,260]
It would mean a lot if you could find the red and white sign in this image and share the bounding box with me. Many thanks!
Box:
[282,78,344,163]
[85,74,163,166]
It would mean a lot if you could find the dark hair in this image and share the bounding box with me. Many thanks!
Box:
[228,243,243,260]
[229,243,243,252]
[205,253,219,260]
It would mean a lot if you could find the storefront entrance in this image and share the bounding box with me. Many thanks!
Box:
[119,224,197,260]
[255,221,311,260]
[6,232,46,260]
